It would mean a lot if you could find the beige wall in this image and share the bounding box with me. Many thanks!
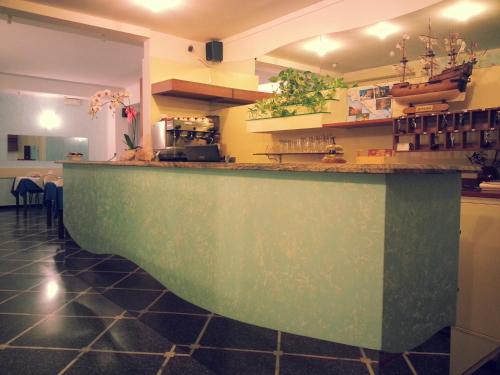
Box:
[149,55,500,165]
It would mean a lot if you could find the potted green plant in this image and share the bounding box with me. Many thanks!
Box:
[246,68,350,132]
[248,68,348,120]
[467,151,500,182]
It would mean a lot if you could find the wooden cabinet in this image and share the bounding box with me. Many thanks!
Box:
[450,197,500,374]
[393,107,500,152]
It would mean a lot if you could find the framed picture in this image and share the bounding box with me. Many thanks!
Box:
[347,84,394,121]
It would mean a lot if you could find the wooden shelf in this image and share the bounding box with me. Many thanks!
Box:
[393,107,500,152]
[462,190,500,199]
[152,79,272,105]
[323,118,393,129]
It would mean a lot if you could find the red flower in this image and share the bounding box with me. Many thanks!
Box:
[125,106,137,124]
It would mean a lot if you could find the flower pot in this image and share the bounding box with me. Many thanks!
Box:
[119,149,136,161]
[478,166,499,183]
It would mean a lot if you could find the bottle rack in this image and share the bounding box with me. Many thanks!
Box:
[393,107,500,152]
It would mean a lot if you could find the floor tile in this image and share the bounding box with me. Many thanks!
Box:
[34,275,92,293]
[0,314,43,343]
[76,271,129,288]
[0,348,77,375]
[140,313,207,345]
[0,274,46,290]
[0,241,42,250]
[149,292,208,314]
[103,289,161,311]
[114,273,165,290]
[280,354,369,375]
[91,259,138,272]
[407,353,450,375]
[11,315,113,348]
[193,348,276,375]
[56,293,125,317]
[0,260,32,272]
[2,250,54,261]
[372,354,414,375]
[66,250,109,259]
[92,319,173,353]
[13,260,65,276]
[200,316,277,351]
[0,290,75,314]
[281,332,362,359]
[411,328,450,353]
[65,351,164,375]
[64,258,104,271]
[163,356,216,374]
[0,290,17,302]
[30,243,65,252]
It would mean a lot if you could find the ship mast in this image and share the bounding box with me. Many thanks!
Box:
[444,32,466,68]
[419,19,439,78]
[395,34,410,83]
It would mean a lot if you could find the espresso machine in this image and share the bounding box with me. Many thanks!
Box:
[152,115,220,161]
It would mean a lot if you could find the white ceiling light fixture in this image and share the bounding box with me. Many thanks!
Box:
[304,36,341,57]
[365,21,400,40]
[134,0,182,13]
[441,1,486,22]
[38,109,61,130]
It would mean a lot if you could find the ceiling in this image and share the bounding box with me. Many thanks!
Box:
[267,0,500,73]
[28,0,324,41]
[0,14,143,88]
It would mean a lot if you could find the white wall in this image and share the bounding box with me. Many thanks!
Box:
[0,91,109,167]
[0,74,124,167]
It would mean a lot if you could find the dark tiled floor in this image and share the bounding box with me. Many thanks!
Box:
[0,207,495,374]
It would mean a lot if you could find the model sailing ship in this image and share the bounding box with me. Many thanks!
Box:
[390,22,477,112]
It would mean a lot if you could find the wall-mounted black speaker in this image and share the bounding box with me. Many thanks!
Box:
[206,41,223,62]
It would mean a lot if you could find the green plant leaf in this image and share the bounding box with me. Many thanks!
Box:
[124,134,135,149]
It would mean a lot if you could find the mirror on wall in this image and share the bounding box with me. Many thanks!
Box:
[7,134,88,161]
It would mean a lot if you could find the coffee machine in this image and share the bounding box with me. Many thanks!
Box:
[152,115,220,161]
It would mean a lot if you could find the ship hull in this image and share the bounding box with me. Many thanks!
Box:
[390,61,474,105]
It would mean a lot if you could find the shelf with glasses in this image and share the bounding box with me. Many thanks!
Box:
[254,152,327,163]
[393,107,500,152]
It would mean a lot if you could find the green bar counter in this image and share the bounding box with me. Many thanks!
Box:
[60,161,476,352]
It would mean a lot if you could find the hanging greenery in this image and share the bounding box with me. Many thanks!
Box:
[248,68,350,120]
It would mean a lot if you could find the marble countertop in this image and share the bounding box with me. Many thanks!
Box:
[57,160,480,174]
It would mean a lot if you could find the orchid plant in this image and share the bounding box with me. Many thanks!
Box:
[88,90,138,150]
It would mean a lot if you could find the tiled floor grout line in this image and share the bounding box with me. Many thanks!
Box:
[4,287,95,346]
[359,348,376,375]
[136,289,168,318]
[7,345,81,352]
[0,240,61,277]
[156,344,177,375]
[69,254,115,277]
[102,266,142,292]
[189,313,214,355]
[274,331,282,375]
[136,310,210,317]
[56,311,127,375]
[0,273,60,306]
[403,352,419,375]
[406,351,450,356]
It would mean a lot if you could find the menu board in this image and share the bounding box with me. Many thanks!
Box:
[347,84,393,121]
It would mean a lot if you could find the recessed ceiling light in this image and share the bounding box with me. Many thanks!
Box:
[365,21,399,40]
[441,1,486,22]
[304,37,341,57]
[134,0,182,13]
